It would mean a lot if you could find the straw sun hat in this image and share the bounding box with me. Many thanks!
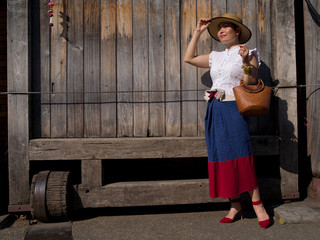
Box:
[207,13,252,44]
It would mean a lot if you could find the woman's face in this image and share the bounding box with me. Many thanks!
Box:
[217,22,240,45]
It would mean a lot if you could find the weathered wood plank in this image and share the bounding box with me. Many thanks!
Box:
[67,0,84,137]
[181,0,198,137]
[39,0,51,137]
[242,0,259,133]
[7,0,30,205]
[256,0,273,133]
[84,0,100,137]
[76,177,287,208]
[272,0,298,195]
[77,179,214,207]
[197,0,211,137]
[81,160,102,187]
[117,0,133,137]
[133,0,149,137]
[226,0,242,17]
[101,0,117,137]
[29,136,279,161]
[149,0,165,136]
[304,0,320,176]
[50,0,67,137]
[165,0,181,137]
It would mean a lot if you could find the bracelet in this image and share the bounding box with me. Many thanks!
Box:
[242,64,253,75]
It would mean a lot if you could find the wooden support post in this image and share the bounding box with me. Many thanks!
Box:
[7,0,31,205]
[81,160,103,187]
[272,0,299,198]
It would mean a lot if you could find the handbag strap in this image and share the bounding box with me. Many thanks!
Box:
[240,79,265,93]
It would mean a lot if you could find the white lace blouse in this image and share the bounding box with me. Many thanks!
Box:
[209,45,260,97]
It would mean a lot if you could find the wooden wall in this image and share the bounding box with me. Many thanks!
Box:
[8,0,300,206]
[33,0,276,139]
[0,0,8,212]
[304,0,320,176]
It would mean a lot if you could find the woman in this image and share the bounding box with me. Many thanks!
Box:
[184,13,270,228]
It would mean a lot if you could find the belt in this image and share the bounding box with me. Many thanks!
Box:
[204,89,236,102]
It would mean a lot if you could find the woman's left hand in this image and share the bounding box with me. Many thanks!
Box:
[238,45,249,64]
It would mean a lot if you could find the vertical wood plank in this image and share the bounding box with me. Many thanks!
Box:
[84,0,101,137]
[7,0,30,204]
[67,0,84,137]
[305,0,320,175]
[227,0,242,17]
[133,0,149,137]
[101,0,117,137]
[242,0,257,49]
[82,160,102,186]
[149,0,165,136]
[242,0,258,133]
[181,0,197,137]
[197,0,212,137]
[272,0,299,195]
[50,0,67,137]
[256,0,271,68]
[40,0,51,137]
[165,0,181,136]
[256,0,273,133]
[117,0,133,137]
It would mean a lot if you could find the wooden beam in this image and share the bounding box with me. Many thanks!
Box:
[75,177,289,208]
[7,0,31,205]
[29,136,279,161]
[77,179,215,208]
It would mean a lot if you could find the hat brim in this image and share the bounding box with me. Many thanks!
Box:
[207,17,252,44]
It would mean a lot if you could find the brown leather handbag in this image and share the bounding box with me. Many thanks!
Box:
[233,79,272,116]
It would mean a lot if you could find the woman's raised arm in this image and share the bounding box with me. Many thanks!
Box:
[184,18,211,68]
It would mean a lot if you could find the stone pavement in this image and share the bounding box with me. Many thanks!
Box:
[1,197,320,240]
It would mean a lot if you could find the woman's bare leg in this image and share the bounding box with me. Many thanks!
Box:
[248,188,269,222]
[224,195,242,220]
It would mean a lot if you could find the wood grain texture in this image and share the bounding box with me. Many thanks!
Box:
[76,178,284,208]
[29,136,279,160]
[117,0,133,137]
[304,0,320,176]
[84,0,101,137]
[165,0,181,136]
[149,0,165,136]
[197,0,212,137]
[67,0,84,137]
[101,0,117,137]
[181,0,198,137]
[133,0,149,137]
[82,160,102,186]
[40,0,51,137]
[272,0,298,194]
[7,0,30,204]
[50,0,67,137]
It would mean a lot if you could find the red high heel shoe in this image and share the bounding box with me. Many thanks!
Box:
[220,198,244,223]
[252,200,270,229]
